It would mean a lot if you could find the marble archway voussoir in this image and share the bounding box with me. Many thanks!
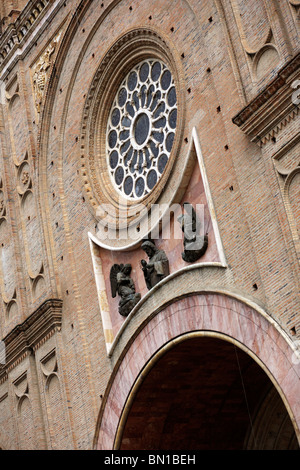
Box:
[95,291,300,450]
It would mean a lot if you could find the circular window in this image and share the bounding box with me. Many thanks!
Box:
[106,59,177,200]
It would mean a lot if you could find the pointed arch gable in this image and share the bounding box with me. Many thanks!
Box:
[94,289,300,450]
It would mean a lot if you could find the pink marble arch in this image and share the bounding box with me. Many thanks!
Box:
[94,292,300,449]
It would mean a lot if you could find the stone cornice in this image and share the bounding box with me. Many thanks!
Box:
[232,53,300,146]
[0,1,51,68]
[0,298,62,379]
[0,0,69,78]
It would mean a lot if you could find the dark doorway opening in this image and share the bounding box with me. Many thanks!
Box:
[119,336,299,450]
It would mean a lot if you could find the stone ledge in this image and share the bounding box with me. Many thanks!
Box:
[0,298,63,377]
[232,52,300,146]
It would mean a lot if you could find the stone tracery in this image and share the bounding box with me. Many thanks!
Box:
[107,59,177,200]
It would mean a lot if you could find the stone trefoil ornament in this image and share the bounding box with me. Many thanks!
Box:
[110,264,141,317]
[140,239,169,290]
[177,202,208,263]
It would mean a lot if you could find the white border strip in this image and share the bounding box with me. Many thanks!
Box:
[192,127,227,267]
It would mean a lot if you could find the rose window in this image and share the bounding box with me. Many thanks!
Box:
[106,59,177,199]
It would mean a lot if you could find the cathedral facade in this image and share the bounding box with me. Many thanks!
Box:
[0,0,299,450]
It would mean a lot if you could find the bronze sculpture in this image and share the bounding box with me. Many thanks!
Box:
[177,202,208,263]
[110,264,141,316]
[140,239,169,290]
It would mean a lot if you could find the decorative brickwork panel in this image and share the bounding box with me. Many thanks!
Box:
[21,191,44,280]
[230,0,280,83]
[106,58,177,200]
[0,0,299,451]
[8,94,27,166]
[271,137,300,263]
[3,74,46,303]
[40,348,71,450]
[31,29,63,117]
[289,0,300,17]
[96,293,300,449]
[46,374,70,450]
[0,390,15,450]
[13,371,38,450]
[18,395,37,450]
[231,0,272,54]
[0,219,17,304]
[288,171,300,240]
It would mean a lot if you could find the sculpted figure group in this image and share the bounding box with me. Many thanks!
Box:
[110,203,208,316]
[110,239,169,317]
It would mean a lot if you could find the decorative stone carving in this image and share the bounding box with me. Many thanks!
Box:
[13,372,29,399]
[17,160,31,195]
[13,152,44,293]
[177,203,208,263]
[286,169,300,241]
[110,264,141,316]
[32,30,62,114]
[0,179,18,310]
[0,0,51,69]
[21,171,30,186]
[7,93,27,167]
[140,239,169,290]
[232,53,300,145]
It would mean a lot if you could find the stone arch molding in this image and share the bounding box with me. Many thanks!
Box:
[94,289,300,450]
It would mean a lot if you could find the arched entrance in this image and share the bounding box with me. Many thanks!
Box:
[94,292,300,450]
[117,335,298,450]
